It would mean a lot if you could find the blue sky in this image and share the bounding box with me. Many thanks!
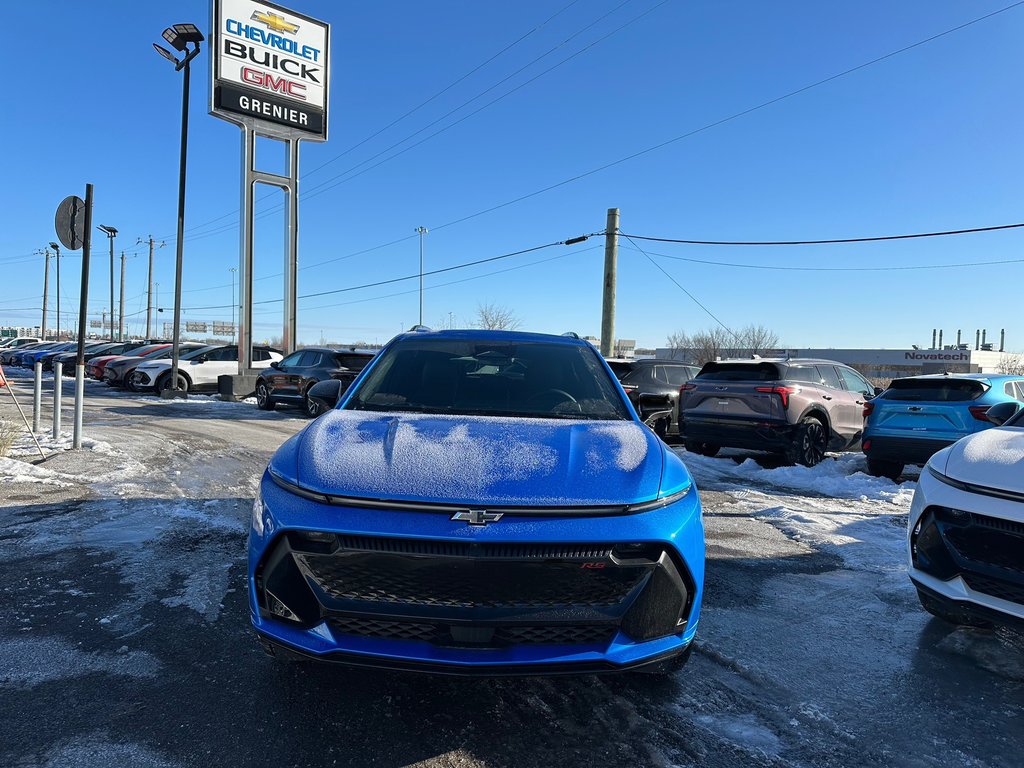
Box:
[2,0,1022,350]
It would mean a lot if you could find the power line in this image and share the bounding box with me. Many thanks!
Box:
[618,222,1024,247]
[625,244,1024,271]
[175,236,590,311]
[622,235,738,339]
[162,0,663,246]
[151,0,595,242]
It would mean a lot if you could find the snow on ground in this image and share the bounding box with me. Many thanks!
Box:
[0,456,71,487]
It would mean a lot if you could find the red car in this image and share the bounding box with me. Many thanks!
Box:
[88,343,169,381]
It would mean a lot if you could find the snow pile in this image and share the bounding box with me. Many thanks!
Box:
[678,449,917,504]
[0,456,71,487]
[6,429,115,458]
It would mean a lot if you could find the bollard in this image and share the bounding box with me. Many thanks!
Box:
[33,362,42,432]
[73,364,85,449]
[53,361,62,439]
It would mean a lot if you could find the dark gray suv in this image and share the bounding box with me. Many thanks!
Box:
[675,358,880,466]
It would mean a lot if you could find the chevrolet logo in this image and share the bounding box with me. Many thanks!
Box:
[251,10,300,34]
[451,509,503,526]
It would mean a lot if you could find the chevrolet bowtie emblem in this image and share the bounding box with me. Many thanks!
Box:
[251,10,300,34]
[451,509,503,526]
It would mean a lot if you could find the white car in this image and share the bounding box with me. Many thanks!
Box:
[0,336,41,349]
[130,344,282,393]
[908,400,1024,628]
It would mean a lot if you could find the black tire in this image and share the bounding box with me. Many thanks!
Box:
[867,458,904,481]
[684,441,720,458]
[789,416,828,467]
[916,589,991,629]
[255,382,275,411]
[303,386,320,418]
[157,372,189,394]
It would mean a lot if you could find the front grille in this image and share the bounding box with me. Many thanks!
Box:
[260,534,693,645]
[963,574,1024,605]
[939,510,1024,576]
[296,553,643,608]
[330,616,615,647]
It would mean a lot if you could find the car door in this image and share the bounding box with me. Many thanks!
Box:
[817,364,859,441]
[270,351,303,398]
[295,351,323,396]
[190,346,236,387]
[838,367,877,437]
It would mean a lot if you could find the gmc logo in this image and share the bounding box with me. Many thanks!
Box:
[241,67,307,100]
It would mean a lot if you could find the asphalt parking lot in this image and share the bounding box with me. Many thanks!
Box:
[1,373,1022,767]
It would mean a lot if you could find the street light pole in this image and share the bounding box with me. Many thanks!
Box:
[153,23,203,399]
[118,250,126,341]
[48,242,61,338]
[98,225,117,340]
[415,226,428,326]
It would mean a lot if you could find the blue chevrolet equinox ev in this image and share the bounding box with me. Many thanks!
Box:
[864,373,1024,480]
[249,329,705,675]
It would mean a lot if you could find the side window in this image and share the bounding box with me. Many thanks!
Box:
[651,366,670,385]
[815,365,843,390]
[786,367,818,384]
[279,351,303,368]
[336,354,371,371]
[663,366,693,387]
[1010,381,1024,402]
[252,349,269,362]
[202,348,226,362]
[839,367,872,396]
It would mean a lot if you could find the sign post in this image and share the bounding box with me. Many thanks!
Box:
[210,0,329,385]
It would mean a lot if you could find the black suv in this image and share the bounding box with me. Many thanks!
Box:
[607,359,699,437]
[255,347,375,417]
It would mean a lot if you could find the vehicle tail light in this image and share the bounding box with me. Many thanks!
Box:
[755,385,796,409]
[863,401,875,418]
[621,384,639,395]
[863,439,872,451]
[680,383,697,393]
[968,405,991,422]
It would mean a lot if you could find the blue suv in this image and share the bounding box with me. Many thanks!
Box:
[249,330,705,675]
[863,373,1024,480]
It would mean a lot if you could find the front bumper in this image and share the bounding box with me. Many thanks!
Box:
[680,415,794,451]
[250,472,704,674]
[865,435,955,466]
[908,468,1024,624]
[131,370,156,388]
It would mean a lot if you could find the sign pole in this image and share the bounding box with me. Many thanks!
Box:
[238,124,256,373]
[73,183,93,450]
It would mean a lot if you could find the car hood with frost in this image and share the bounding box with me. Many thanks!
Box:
[941,426,1024,494]
[278,409,668,507]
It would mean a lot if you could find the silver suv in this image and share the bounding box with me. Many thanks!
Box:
[674,358,880,466]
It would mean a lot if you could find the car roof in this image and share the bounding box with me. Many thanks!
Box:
[895,373,1016,382]
[713,357,849,367]
[391,329,589,346]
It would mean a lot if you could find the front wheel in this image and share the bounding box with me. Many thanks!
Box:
[867,458,903,481]
[790,417,827,467]
[255,382,275,411]
[157,372,189,394]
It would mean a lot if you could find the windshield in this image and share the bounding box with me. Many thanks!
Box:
[882,378,988,402]
[696,361,781,382]
[347,338,632,421]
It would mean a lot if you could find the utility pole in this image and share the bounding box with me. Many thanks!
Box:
[139,235,164,338]
[39,248,51,340]
[119,250,126,341]
[415,226,428,326]
[229,267,237,343]
[600,208,619,358]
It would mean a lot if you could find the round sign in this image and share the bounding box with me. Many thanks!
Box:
[54,195,86,250]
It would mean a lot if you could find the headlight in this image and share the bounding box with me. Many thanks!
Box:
[252,483,265,536]
[926,464,969,491]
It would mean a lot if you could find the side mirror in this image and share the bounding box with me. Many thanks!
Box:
[192,355,206,364]
[873,386,884,397]
[270,360,280,370]
[308,379,343,413]
[985,401,1021,427]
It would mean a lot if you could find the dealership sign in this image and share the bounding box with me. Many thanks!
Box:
[210,0,329,139]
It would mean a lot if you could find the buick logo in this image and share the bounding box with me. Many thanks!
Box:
[451,509,503,526]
